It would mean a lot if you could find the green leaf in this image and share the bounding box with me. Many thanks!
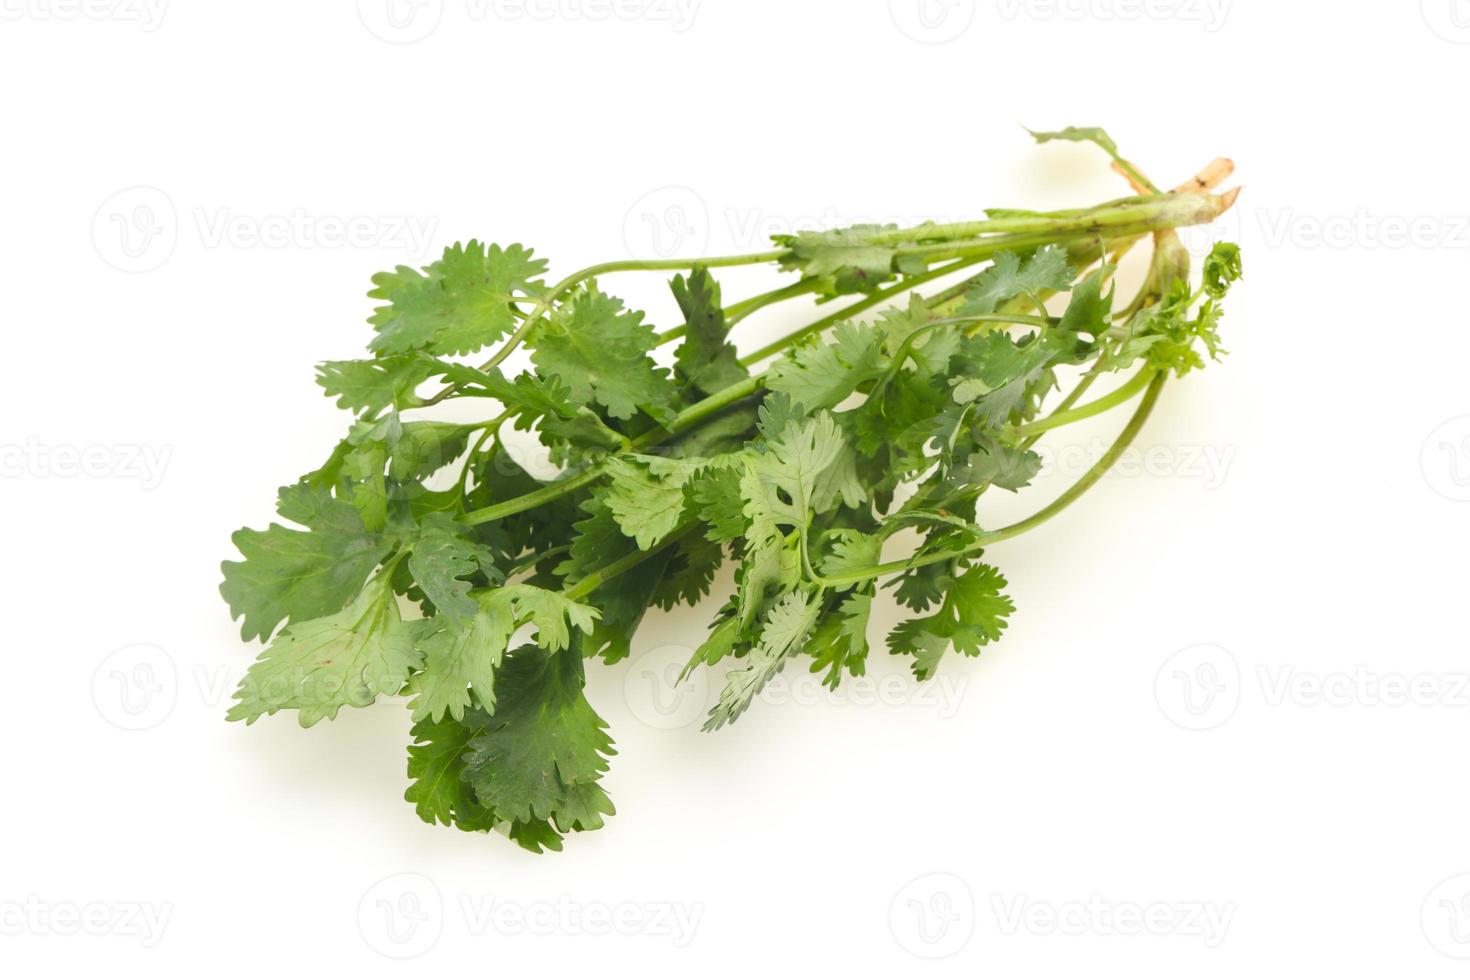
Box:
[404,583,598,723]
[686,462,748,543]
[220,483,391,642]
[434,363,578,427]
[765,321,885,411]
[227,577,423,726]
[389,421,472,482]
[948,437,1042,492]
[602,454,703,549]
[461,645,615,834]
[671,266,747,395]
[818,528,883,580]
[405,713,496,830]
[530,284,676,420]
[750,409,862,523]
[368,241,547,356]
[315,354,434,414]
[652,535,723,611]
[807,591,873,688]
[959,246,1074,316]
[705,589,823,731]
[888,564,1013,680]
[407,514,499,626]
[1203,241,1243,299]
[1027,125,1120,157]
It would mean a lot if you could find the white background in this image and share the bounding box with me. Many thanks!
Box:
[3,0,1469,975]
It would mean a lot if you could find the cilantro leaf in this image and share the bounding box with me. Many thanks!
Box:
[765,321,885,411]
[705,589,823,731]
[530,284,676,420]
[407,514,499,626]
[368,241,547,356]
[672,266,747,395]
[888,564,1013,680]
[959,246,1074,316]
[405,713,497,830]
[227,577,423,726]
[315,354,434,415]
[603,454,702,549]
[220,483,392,642]
[461,645,615,835]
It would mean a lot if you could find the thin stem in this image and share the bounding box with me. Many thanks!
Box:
[1010,366,1157,439]
[563,524,695,601]
[821,374,1167,586]
[739,255,988,366]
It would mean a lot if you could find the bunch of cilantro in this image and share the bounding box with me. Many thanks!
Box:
[220,128,1243,851]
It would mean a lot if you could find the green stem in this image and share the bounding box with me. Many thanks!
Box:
[1010,366,1157,439]
[739,254,989,365]
[821,374,1167,586]
[563,523,696,601]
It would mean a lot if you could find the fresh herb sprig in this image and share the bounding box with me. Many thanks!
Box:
[221,128,1243,851]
